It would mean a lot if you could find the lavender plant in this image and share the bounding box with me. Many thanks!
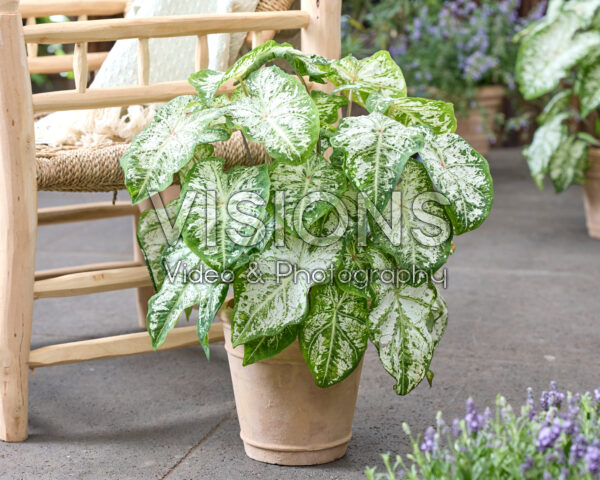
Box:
[365,383,600,479]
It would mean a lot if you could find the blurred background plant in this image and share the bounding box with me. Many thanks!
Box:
[365,383,600,480]
[342,0,548,144]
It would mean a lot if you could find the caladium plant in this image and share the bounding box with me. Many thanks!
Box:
[516,0,600,193]
[122,42,494,395]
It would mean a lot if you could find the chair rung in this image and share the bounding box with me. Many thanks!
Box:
[34,266,151,299]
[19,0,127,18]
[35,260,142,281]
[28,52,108,75]
[38,201,138,225]
[28,323,225,368]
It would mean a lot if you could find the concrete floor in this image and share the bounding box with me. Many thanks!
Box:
[1,148,599,479]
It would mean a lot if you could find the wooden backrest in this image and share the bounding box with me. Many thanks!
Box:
[12,0,341,115]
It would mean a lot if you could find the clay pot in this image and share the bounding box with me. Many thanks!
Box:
[455,85,505,157]
[220,299,363,466]
[584,148,600,240]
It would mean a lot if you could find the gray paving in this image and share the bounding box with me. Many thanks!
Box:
[1,148,599,479]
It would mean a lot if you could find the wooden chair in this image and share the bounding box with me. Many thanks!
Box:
[0,0,342,442]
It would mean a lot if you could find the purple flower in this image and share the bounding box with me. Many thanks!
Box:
[527,387,537,420]
[570,434,588,464]
[465,398,484,434]
[452,418,462,437]
[521,456,534,473]
[594,388,600,404]
[541,382,565,410]
[420,426,438,453]
[537,421,561,452]
[586,446,600,475]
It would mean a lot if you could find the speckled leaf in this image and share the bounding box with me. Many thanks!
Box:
[371,159,452,285]
[225,66,320,164]
[147,240,228,354]
[548,135,589,193]
[336,241,389,299]
[177,157,270,272]
[330,112,424,210]
[523,114,568,190]
[418,128,493,235]
[327,51,407,107]
[231,236,343,346]
[178,144,214,187]
[387,97,457,135]
[269,154,346,235]
[136,200,179,291]
[575,57,600,117]
[121,96,229,203]
[429,291,448,349]
[243,325,298,366]
[310,90,348,126]
[537,90,572,124]
[368,277,437,396]
[299,284,368,387]
[517,12,600,100]
[188,69,225,106]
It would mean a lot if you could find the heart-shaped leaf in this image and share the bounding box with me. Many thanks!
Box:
[335,240,389,299]
[523,113,568,190]
[330,112,424,210]
[231,236,343,346]
[177,157,270,272]
[548,134,589,193]
[418,127,494,235]
[136,200,179,291]
[269,153,346,235]
[370,159,453,285]
[178,144,214,187]
[386,97,457,135]
[517,12,600,100]
[225,66,320,164]
[310,90,348,126]
[299,284,368,387]
[575,56,600,117]
[147,239,228,354]
[369,275,437,395]
[243,325,299,366]
[327,51,407,107]
[429,290,448,349]
[121,96,229,204]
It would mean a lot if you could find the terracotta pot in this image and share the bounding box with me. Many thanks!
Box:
[584,148,600,240]
[220,300,363,466]
[455,85,505,157]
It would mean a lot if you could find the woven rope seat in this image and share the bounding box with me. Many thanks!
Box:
[35,0,292,193]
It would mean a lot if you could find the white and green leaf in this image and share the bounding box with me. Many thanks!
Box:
[188,69,225,106]
[387,97,457,135]
[575,56,600,118]
[121,96,229,203]
[231,236,343,346]
[335,241,389,299]
[299,284,368,387]
[147,240,228,355]
[327,51,407,107]
[311,90,348,126]
[548,134,589,193]
[429,291,448,349]
[418,127,494,235]
[177,157,270,272]
[370,159,452,285]
[368,277,437,396]
[269,153,346,235]
[331,112,424,210]
[243,325,299,366]
[225,66,320,164]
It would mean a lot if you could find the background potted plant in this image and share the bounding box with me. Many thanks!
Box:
[341,0,546,156]
[365,382,600,479]
[515,0,600,239]
[121,42,494,465]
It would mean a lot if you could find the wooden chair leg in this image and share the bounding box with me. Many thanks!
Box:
[0,2,38,442]
[133,185,180,329]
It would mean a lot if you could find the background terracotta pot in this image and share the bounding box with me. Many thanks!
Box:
[220,300,363,466]
[584,148,600,240]
[455,85,505,157]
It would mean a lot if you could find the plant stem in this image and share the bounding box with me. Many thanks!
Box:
[239,77,250,97]
[297,73,310,94]
[240,131,254,165]
[347,90,353,117]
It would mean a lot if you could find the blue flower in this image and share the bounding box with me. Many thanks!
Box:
[420,426,438,453]
[586,446,600,475]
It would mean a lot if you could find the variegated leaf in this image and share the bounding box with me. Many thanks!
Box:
[121,96,229,203]
[243,325,298,366]
[371,159,452,285]
[429,291,448,349]
[147,239,228,354]
[136,200,179,291]
[537,90,572,124]
[310,90,348,126]
[418,127,494,235]
[523,113,568,190]
[189,41,329,104]
[575,56,600,118]
[225,66,320,164]
[269,153,346,235]
[327,51,407,107]
[231,236,343,346]
[368,277,437,396]
[178,144,214,187]
[548,134,589,193]
[387,97,457,135]
[330,112,424,210]
[299,284,368,387]
[517,12,600,100]
[336,240,389,299]
[177,157,270,272]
